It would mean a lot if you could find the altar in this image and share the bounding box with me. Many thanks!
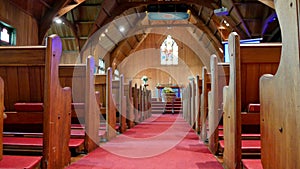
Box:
[156,85,181,98]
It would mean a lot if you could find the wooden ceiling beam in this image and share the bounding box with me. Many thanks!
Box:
[39,0,51,8]
[258,0,275,9]
[266,26,280,42]
[261,12,277,35]
[117,0,216,9]
[38,0,72,44]
[226,0,251,38]
[90,0,219,38]
[60,16,81,51]
[57,0,86,17]
[223,15,246,39]
[189,8,223,51]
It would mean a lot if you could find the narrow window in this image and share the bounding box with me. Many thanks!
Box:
[160,35,178,65]
[114,69,120,80]
[0,22,16,46]
[98,58,106,74]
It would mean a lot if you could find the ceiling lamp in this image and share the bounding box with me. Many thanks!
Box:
[214,0,229,16]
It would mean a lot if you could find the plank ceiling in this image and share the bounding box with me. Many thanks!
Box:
[7,0,279,65]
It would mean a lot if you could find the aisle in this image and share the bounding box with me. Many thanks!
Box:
[67,114,223,169]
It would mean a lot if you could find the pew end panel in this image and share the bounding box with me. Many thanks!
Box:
[84,56,100,153]
[42,34,72,168]
[0,77,3,160]
[200,67,211,141]
[222,32,242,169]
[259,1,300,168]
[208,55,230,155]
[195,75,202,134]
[0,35,73,168]
[106,67,117,141]
[124,81,135,129]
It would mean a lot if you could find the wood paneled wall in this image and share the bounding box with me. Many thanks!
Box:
[0,0,38,45]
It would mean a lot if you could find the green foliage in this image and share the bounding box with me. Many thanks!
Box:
[162,87,175,93]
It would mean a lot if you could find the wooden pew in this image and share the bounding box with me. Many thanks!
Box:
[183,79,192,125]
[259,1,300,168]
[189,78,196,127]
[112,75,127,133]
[94,67,117,141]
[138,85,143,121]
[0,77,43,168]
[194,75,201,133]
[208,55,230,155]
[59,56,100,153]
[94,73,107,141]
[124,80,135,128]
[200,67,211,141]
[144,87,152,119]
[183,76,200,129]
[133,83,140,123]
[130,83,150,123]
[0,35,73,168]
[182,82,191,123]
[222,32,281,169]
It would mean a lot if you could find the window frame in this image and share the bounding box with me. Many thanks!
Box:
[0,22,16,46]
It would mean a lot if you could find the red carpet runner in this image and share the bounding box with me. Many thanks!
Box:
[67,114,223,169]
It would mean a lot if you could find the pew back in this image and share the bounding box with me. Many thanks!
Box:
[54,57,101,153]
[208,55,229,155]
[260,1,300,168]
[240,43,281,112]
[0,35,72,168]
[222,32,281,169]
[195,75,201,133]
[124,80,135,128]
[200,67,211,141]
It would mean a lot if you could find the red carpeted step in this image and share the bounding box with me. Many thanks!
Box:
[242,159,263,169]
[0,155,42,169]
[218,130,260,140]
[71,123,85,129]
[219,140,261,152]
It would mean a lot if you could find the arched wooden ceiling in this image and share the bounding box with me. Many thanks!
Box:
[7,0,279,66]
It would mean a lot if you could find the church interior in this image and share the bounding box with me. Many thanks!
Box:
[0,0,299,168]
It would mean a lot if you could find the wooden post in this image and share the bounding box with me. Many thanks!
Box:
[84,56,100,152]
[106,67,116,141]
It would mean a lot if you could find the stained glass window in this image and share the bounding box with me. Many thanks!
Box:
[160,35,178,65]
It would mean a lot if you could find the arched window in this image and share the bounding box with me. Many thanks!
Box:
[160,35,178,65]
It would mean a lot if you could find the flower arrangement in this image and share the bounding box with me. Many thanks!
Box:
[141,75,148,84]
[162,87,175,93]
[161,87,176,103]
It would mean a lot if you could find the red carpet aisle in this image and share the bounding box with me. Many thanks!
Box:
[67,114,223,169]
